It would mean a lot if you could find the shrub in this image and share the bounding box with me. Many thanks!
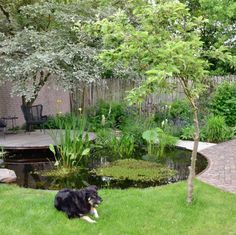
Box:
[181,125,195,140]
[120,115,156,147]
[95,128,135,159]
[202,115,232,143]
[154,100,193,137]
[210,81,236,126]
[169,99,193,124]
[92,159,176,188]
[86,101,126,131]
[45,113,81,129]
[180,125,207,141]
[154,103,171,125]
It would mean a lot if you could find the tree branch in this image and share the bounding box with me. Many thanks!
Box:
[0,4,11,23]
[46,14,52,31]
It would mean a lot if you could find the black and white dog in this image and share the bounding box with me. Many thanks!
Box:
[54,185,102,223]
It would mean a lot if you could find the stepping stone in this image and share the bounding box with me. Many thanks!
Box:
[0,168,17,183]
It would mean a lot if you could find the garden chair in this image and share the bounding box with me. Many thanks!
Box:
[0,119,7,138]
[21,104,48,132]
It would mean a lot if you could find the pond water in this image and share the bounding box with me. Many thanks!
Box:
[2,148,208,190]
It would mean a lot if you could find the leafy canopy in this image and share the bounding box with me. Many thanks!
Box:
[0,1,104,102]
[89,0,235,105]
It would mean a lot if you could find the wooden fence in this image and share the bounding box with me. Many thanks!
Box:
[71,75,236,112]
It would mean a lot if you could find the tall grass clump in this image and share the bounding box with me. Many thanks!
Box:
[203,115,233,143]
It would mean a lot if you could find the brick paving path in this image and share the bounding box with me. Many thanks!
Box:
[198,139,236,194]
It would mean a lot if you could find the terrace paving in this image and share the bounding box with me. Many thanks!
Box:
[177,139,236,194]
[0,130,96,149]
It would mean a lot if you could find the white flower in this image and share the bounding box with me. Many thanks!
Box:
[161,120,165,127]
[101,115,106,126]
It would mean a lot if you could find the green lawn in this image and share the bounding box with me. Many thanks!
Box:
[0,181,235,235]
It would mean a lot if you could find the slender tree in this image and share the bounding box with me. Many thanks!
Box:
[89,0,235,203]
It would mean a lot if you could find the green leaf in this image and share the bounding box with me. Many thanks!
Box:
[81,148,90,156]
[49,144,56,156]
[142,128,162,144]
[70,153,77,160]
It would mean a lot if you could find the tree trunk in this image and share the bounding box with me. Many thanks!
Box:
[21,96,35,131]
[21,96,35,108]
[0,5,11,23]
[187,101,199,203]
[21,70,51,107]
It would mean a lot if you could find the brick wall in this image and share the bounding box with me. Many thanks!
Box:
[0,79,71,127]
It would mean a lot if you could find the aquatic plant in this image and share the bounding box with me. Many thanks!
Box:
[92,159,176,187]
[142,128,178,158]
[49,114,92,169]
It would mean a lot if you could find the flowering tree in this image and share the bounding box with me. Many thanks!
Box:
[0,1,103,106]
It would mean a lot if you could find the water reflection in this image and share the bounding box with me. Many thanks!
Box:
[3,148,207,190]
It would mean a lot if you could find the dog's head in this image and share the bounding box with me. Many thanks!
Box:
[85,185,102,208]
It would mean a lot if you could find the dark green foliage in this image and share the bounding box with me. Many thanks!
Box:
[180,116,234,142]
[0,0,40,34]
[95,128,135,159]
[169,99,193,124]
[86,101,127,131]
[154,100,193,136]
[153,103,170,125]
[120,115,156,147]
[45,113,82,129]
[155,100,193,138]
[92,159,176,187]
[181,0,236,75]
[210,81,236,127]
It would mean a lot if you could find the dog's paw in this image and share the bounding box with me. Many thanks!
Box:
[81,216,97,223]
[90,208,99,219]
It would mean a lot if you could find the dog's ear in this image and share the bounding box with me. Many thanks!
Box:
[86,185,98,191]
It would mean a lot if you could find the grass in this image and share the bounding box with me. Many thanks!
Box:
[0,181,236,235]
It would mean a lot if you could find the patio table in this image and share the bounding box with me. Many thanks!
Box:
[1,116,18,131]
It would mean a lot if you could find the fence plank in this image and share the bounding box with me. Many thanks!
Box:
[72,76,236,111]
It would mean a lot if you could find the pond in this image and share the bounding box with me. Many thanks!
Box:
[1,147,208,190]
